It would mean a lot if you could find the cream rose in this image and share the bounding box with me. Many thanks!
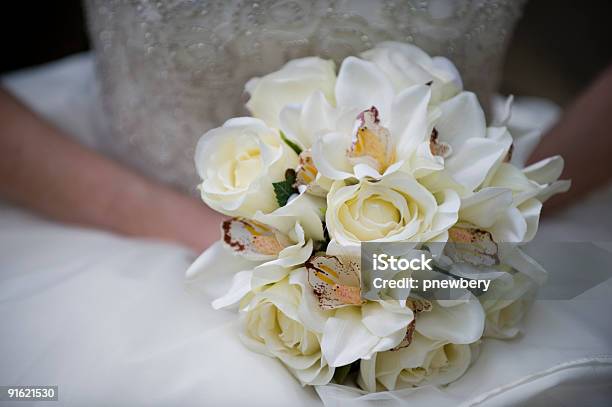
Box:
[240,272,334,385]
[195,117,298,217]
[480,272,537,339]
[326,173,460,247]
[245,57,336,128]
[484,294,534,339]
[358,332,472,391]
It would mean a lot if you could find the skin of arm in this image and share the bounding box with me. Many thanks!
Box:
[0,87,224,253]
[529,64,612,212]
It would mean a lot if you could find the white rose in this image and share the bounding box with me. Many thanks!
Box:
[245,57,336,128]
[240,271,335,386]
[326,173,460,247]
[361,41,462,104]
[195,117,298,217]
[484,294,535,340]
[480,271,538,339]
[358,332,472,391]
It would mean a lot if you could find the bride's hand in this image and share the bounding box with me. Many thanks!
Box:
[530,64,612,212]
[0,87,224,253]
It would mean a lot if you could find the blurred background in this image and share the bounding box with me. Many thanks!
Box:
[1,1,610,108]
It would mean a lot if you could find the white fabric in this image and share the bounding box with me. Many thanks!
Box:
[0,206,321,407]
[1,54,612,406]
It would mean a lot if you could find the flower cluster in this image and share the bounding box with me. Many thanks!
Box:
[187,42,569,391]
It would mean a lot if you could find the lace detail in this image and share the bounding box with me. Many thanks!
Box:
[86,0,525,192]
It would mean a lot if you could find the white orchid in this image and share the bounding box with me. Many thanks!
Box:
[453,155,569,243]
[438,92,570,243]
[304,58,441,182]
[419,92,514,195]
[320,301,415,368]
[356,283,483,392]
[280,59,513,202]
[210,193,326,309]
[303,247,483,368]
[320,296,483,370]
[361,41,463,104]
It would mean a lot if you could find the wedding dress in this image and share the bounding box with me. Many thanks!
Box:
[86,0,525,192]
[1,1,612,406]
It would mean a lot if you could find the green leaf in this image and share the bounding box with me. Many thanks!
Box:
[280,130,303,156]
[272,169,298,207]
[333,364,353,385]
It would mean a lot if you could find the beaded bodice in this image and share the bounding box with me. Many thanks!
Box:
[86,0,525,191]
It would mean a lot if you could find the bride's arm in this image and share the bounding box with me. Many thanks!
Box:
[0,87,224,252]
[530,64,612,212]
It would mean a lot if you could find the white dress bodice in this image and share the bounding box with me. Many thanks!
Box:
[86,0,526,191]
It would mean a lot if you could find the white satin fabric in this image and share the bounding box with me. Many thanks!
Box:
[1,54,611,406]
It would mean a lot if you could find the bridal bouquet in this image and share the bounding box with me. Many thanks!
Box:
[187,42,569,391]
